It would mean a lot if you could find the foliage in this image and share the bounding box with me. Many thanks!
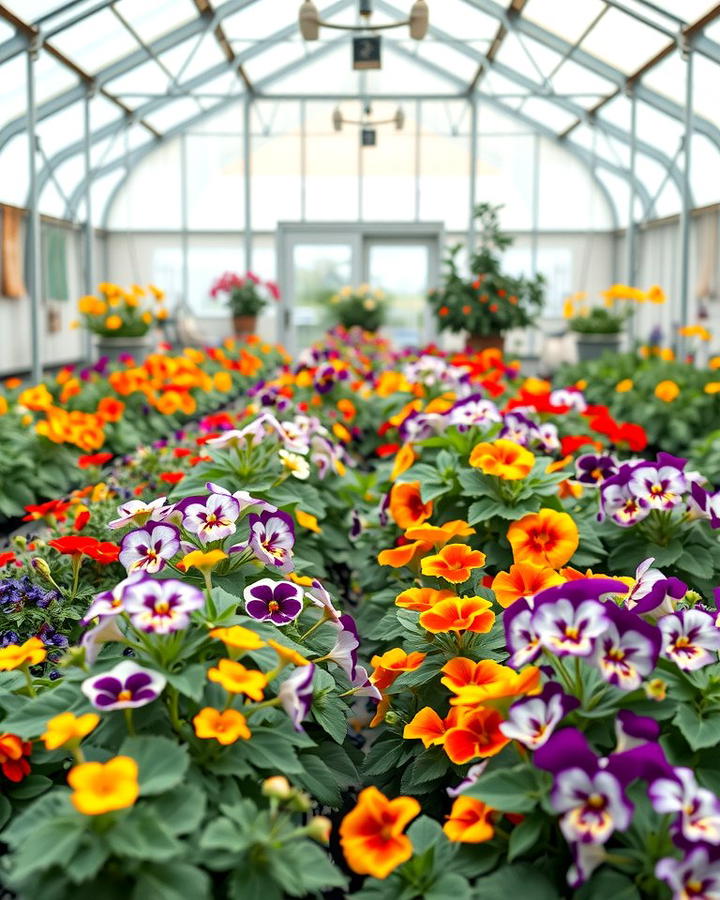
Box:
[328,284,388,332]
[77,283,166,338]
[209,271,280,317]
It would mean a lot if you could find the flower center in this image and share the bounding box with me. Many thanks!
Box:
[155,601,170,614]
[587,794,605,810]
[117,689,132,701]
[675,636,691,648]
[268,600,280,612]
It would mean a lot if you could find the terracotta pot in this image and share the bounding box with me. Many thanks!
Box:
[233,314,257,338]
[466,333,504,354]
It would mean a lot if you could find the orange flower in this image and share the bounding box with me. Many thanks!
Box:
[340,786,420,879]
[444,797,495,843]
[207,660,266,700]
[370,648,426,691]
[390,444,417,482]
[507,508,578,568]
[388,482,433,530]
[655,380,680,402]
[443,707,510,763]
[558,479,583,499]
[441,657,541,707]
[403,706,461,748]
[97,396,125,422]
[421,544,486,583]
[395,587,455,611]
[491,561,565,608]
[419,596,495,634]
[377,540,432,568]
[404,520,475,546]
[546,454,573,474]
[0,637,46,671]
[469,439,535,480]
[193,707,251,744]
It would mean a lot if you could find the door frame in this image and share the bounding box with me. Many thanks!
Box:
[276,221,445,353]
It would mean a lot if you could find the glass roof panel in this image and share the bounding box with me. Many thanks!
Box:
[546,58,615,99]
[495,32,564,84]
[36,102,84,157]
[524,0,607,44]
[692,55,720,126]
[144,96,205,132]
[224,0,304,43]
[411,40,477,84]
[243,36,306,85]
[691,134,720,206]
[0,50,78,120]
[104,59,172,105]
[580,8,671,74]
[113,0,198,45]
[430,0,498,39]
[483,70,530,98]
[0,134,29,206]
[642,49,685,108]
[158,32,227,83]
[50,9,141,74]
[518,97,579,134]
[0,18,14,40]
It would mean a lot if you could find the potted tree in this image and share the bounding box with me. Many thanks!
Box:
[428,203,544,353]
[77,282,165,363]
[210,271,280,338]
[328,285,387,333]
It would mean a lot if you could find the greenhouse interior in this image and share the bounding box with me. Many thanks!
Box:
[1,1,720,897]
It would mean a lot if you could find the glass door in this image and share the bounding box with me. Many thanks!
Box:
[277,224,441,354]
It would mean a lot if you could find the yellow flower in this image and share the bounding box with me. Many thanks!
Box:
[267,639,310,667]
[704,382,720,394]
[156,308,168,320]
[68,756,139,815]
[141,311,153,325]
[469,439,535,480]
[615,379,633,393]
[0,637,46,670]
[655,380,680,402]
[42,712,99,751]
[77,295,100,314]
[214,371,233,392]
[659,347,675,361]
[207,659,267,699]
[105,315,123,331]
[709,356,720,370]
[209,625,267,653]
[295,509,322,533]
[646,285,666,304]
[182,549,228,573]
[562,299,574,319]
[193,707,251,744]
[0,397,7,416]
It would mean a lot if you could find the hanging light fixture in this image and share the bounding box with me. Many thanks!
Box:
[299,0,428,40]
[332,104,406,145]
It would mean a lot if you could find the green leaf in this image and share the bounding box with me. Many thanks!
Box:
[106,807,183,861]
[8,774,53,800]
[472,863,558,899]
[0,794,11,830]
[119,735,189,796]
[426,873,471,900]
[574,868,642,899]
[163,664,207,703]
[294,754,342,808]
[507,814,543,861]
[228,864,283,900]
[311,696,349,744]
[407,816,444,854]
[8,815,87,882]
[131,863,211,900]
[673,704,720,751]
[152,784,207,835]
[464,764,547,813]
[0,682,93,738]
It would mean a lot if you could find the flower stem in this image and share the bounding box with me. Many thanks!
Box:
[123,707,136,736]
[20,664,36,698]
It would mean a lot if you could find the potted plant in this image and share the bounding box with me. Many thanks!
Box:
[328,284,387,333]
[428,203,544,353]
[76,282,165,362]
[210,271,280,338]
[567,305,629,361]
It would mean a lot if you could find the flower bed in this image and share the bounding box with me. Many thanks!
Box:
[1,328,720,899]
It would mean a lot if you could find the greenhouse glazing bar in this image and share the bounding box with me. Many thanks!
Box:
[26,45,42,385]
[83,87,94,362]
[678,44,694,359]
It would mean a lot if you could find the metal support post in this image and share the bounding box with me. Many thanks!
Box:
[529,132,540,357]
[468,94,478,254]
[678,44,694,359]
[180,132,189,314]
[626,85,637,344]
[83,86,95,361]
[300,99,306,221]
[27,45,43,384]
[243,95,252,271]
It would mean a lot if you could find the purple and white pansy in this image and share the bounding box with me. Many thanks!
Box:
[243,578,303,626]
[123,578,204,634]
[119,523,180,574]
[239,509,296,574]
[624,557,687,619]
[182,492,240,544]
[656,847,720,900]
[322,614,360,681]
[447,394,501,432]
[591,601,661,691]
[658,608,720,671]
[81,571,148,624]
[499,683,579,750]
[108,496,171,529]
[278,663,315,731]
[650,767,720,846]
[81,660,166,710]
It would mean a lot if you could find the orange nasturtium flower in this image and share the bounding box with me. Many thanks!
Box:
[340,786,420,879]
[370,648,427,691]
[444,797,495,843]
[469,439,535,480]
[403,706,461,748]
[395,587,455,611]
[207,659,267,700]
[193,707,251,744]
[421,544,486,583]
[491,561,565,608]
[209,625,267,659]
[390,443,417,482]
[41,712,99,751]
[441,657,541,707]
[0,637,46,671]
[419,596,495,634]
[615,378,633,393]
[388,481,433,529]
[443,707,510,763]
[377,539,432,568]
[68,756,139,815]
[507,508,579,568]
[404,520,476,546]
[655,380,680,402]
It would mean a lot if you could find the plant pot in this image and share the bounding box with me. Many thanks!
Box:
[575,332,621,362]
[95,334,152,364]
[466,333,504,354]
[233,314,257,338]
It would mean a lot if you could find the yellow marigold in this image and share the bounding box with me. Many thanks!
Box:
[68,756,139,815]
[659,347,675,361]
[704,382,720,394]
[646,285,666,304]
[615,379,633,393]
[105,315,123,331]
[709,356,720,370]
[0,397,7,416]
[655,380,680,402]
[214,371,233,392]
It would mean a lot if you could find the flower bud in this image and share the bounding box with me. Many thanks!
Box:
[384,710,401,726]
[31,557,53,581]
[288,790,312,813]
[12,535,27,550]
[644,677,667,702]
[306,816,332,844]
[262,776,293,800]
[685,590,702,607]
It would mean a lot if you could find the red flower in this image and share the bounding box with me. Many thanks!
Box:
[195,433,221,446]
[77,452,113,469]
[189,455,211,466]
[74,509,91,532]
[172,448,192,458]
[376,443,401,458]
[23,499,71,523]
[614,422,648,452]
[0,733,32,783]
[86,541,121,565]
[47,536,119,564]
[0,551,17,567]
[160,472,185,485]
[560,435,599,456]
